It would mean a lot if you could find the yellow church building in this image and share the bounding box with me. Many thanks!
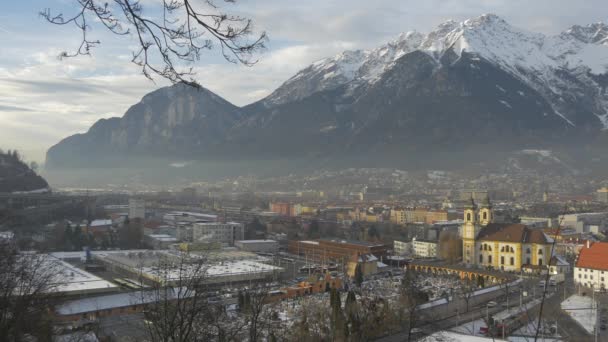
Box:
[462,197,553,271]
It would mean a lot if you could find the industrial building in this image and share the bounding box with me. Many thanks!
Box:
[288,238,388,263]
[128,198,146,219]
[192,222,244,246]
[235,239,278,253]
[43,254,118,296]
[93,250,283,286]
[144,234,178,249]
[558,212,608,233]
[411,238,438,258]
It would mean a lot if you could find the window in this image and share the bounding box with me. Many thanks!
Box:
[526,248,531,254]
[467,213,471,221]
[602,277,605,282]
[483,212,487,220]
[488,255,492,264]
[501,256,505,265]
[480,255,483,263]
[579,274,582,278]
[510,257,514,266]
[538,249,543,255]
[585,275,588,279]
[526,257,531,264]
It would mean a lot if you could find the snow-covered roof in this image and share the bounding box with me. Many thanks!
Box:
[0,231,14,240]
[147,234,178,242]
[550,255,569,266]
[142,260,283,281]
[236,239,277,244]
[56,288,191,315]
[420,331,507,341]
[89,219,112,227]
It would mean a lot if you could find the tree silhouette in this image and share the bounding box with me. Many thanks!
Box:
[42,0,267,84]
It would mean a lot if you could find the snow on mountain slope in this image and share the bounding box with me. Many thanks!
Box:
[263,14,608,129]
[262,31,424,106]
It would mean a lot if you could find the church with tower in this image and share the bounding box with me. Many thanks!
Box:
[461,197,553,271]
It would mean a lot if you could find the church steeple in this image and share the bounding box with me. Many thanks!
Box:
[479,195,493,226]
[463,196,477,225]
[462,195,478,265]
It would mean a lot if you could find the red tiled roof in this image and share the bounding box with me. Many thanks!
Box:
[576,242,608,271]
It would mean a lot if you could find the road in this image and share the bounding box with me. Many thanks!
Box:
[377,274,608,342]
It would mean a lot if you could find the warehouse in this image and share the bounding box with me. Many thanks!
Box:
[235,239,278,253]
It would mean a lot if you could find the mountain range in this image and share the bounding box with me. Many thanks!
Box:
[46,14,608,175]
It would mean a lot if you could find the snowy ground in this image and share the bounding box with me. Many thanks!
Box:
[450,297,559,340]
[561,295,596,334]
[451,318,487,336]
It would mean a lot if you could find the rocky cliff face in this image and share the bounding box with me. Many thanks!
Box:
[46,14,608,171]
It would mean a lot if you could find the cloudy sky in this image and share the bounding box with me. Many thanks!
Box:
[2,0,607,162]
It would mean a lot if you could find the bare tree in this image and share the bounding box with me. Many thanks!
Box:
[398,270,430,342]
[41,0,267,84]
[458,277,477,314]
[239,285,280,342]
[138,251,216,341]
[0,242,63,340]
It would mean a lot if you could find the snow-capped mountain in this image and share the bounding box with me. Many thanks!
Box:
[263,14,608,128]
[47,14,608,173]
[262,31,424,106]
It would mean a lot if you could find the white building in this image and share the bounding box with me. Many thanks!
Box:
[393,240,411,255]
[234,240,278,253]
[549,255,570,275]
[558,212,608,234]
[145,234,178,249]
[519,216,553,228]
[411,238,438,258]
[128,198,146,219]
[192,222,244,246]
[574,241,608,290]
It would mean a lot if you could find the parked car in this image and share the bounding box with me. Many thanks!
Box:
[487,301,498,308]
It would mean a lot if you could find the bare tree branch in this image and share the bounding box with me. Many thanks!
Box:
[41,0,267,85]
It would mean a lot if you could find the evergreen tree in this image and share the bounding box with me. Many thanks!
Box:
[367,225,380,240]
[72,224,83,250]
[308,220,320,239]
[354,264,364,287]
[63,223,73,250]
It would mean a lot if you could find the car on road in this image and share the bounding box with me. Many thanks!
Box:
[539,280,546,287]
[487,301,498,308]
[601,324,606,331]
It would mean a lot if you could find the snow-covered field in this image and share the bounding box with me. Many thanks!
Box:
[561,295,596,334]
